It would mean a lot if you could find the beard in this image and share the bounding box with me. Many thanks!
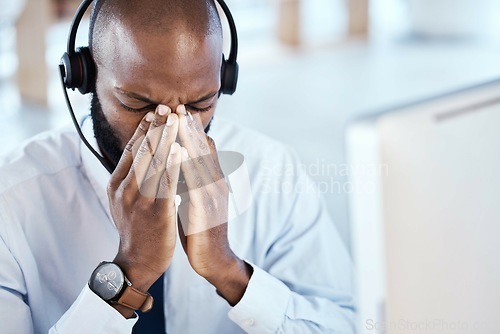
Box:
[90,91,213,169]
[90,92,124,166]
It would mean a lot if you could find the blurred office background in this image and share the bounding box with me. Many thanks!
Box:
[1,0,500,251]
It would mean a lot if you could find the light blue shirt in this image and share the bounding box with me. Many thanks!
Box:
[0,116,354,333]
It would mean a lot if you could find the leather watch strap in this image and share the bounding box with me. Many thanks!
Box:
[115,285,154,312]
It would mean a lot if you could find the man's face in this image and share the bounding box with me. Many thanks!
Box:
[91,22,222,164]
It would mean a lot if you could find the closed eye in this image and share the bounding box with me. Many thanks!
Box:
[119,102,157,113]
[186,105,212,113]
[119,101,212,113]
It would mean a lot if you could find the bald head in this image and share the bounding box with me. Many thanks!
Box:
[89,0,222,65]
[87,0,225,165]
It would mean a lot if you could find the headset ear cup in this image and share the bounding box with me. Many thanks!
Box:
[76,47,96,94]
[220,54,239,95]
[60,51,82,90]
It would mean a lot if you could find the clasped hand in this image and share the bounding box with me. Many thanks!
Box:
[108,104,246,299]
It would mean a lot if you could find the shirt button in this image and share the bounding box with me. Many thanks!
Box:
[242,318,255,327]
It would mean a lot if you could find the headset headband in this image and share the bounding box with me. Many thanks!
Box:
[62,0,238,96]
[66,0,238,63]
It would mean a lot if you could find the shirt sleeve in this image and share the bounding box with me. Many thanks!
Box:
[50,285,138,334]
[0,232,34,334]
[228,151,355,333]
[0,200,137,334]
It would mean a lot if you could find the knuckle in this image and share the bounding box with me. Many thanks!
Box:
[138,120,148,132]
[161,172,173,190]
[196,156,206,166]
[121,189,136,206]
[151,117,162,128]
[124,141,135,153]
[202,196,220,214]
[121,175,137,192]
[159,175,168,191]
[198,141,209,153]
[136,198,151,212]
[107,177,117,189]
[107,182,116,197]
[138,143,150,156]
[195,175,204,189]
[151,155,162,171]
[215,167,225,179]
[166,157,173,170]
[147,204,161,218]
[206,136,216,148]
[166,173,174,187]
[145,136,154,154]
[126,135,142,153]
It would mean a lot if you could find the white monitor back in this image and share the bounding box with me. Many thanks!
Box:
[347,79,500,334]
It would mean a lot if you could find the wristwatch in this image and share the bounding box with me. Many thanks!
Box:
[89,261,154,312]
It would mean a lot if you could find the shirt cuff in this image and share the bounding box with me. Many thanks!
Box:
[52,284,138,334]
[228,263,290,333]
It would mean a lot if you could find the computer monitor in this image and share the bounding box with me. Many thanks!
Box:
[346,79,500,334]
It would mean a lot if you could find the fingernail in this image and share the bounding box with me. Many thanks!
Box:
[158,105,170,116]
[187,111,194,121]
[170,142,180,154]
[167,114,176,126]
[145,112,154,122]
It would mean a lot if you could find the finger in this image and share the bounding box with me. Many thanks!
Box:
[205,135,225,179]
[180,147,229,235]
[177,106,220,185]
[157,142,182,201]
[140,113,179,197]
[109,112,153,189]
[176,105,211,157]
[135,104,171,159]
[137,104,169,160]
[133,106,172,192]
[179,147,205,203]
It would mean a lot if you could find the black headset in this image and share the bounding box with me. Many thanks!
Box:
[59,0,239,173]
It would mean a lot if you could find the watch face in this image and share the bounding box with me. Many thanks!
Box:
[89,262,125,301]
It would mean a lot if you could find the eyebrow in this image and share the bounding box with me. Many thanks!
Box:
[115,88,218,105]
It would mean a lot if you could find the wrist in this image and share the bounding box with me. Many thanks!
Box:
[113,254,160,292]
[208,257,253,306]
